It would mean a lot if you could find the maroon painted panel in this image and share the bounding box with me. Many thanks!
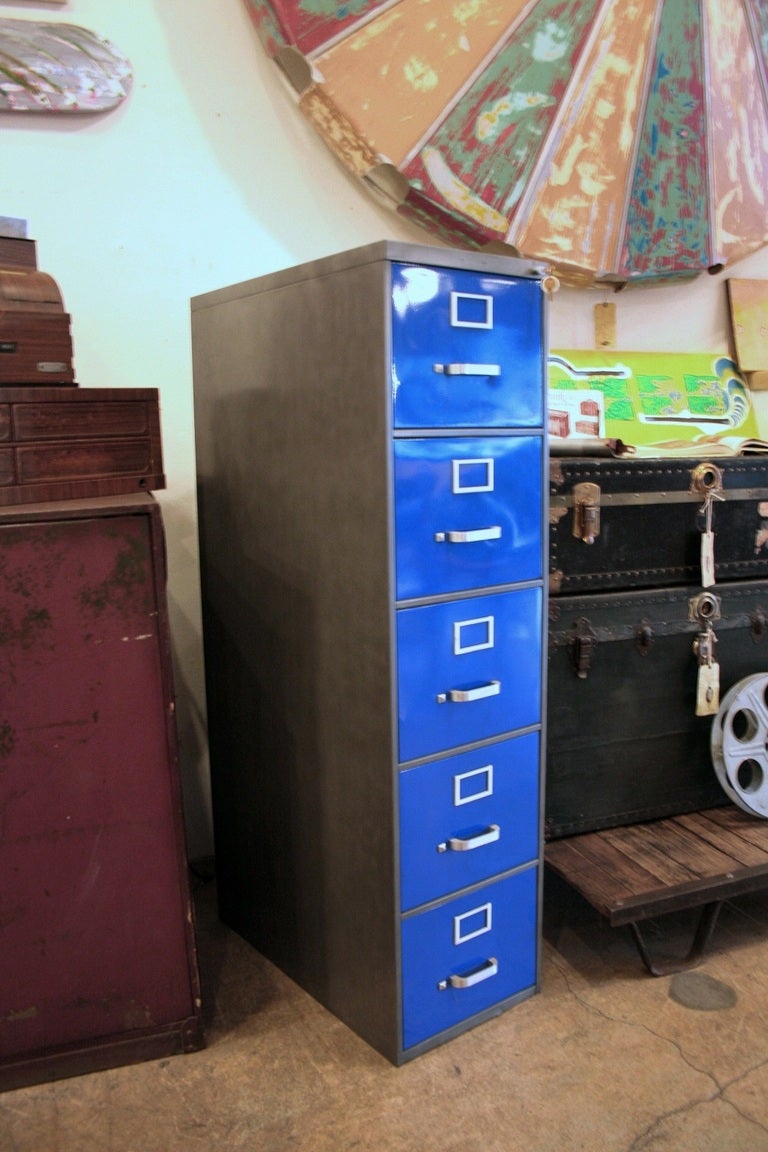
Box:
[243,0,385,57]
[0,501,201,1073]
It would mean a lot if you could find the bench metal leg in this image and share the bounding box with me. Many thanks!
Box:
[628,901,724,977]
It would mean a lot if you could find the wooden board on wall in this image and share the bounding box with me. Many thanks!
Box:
[727,279,768,385]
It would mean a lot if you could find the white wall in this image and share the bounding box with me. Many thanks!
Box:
[5,0,768,857]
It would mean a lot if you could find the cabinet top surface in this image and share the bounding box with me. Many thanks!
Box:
[191,241,547,311]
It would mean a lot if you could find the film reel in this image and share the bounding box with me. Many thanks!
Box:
[711,673,768,818]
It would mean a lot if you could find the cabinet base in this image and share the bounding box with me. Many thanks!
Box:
[0,1018,205,1094]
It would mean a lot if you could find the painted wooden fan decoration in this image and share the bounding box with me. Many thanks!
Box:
[244,0,768,288]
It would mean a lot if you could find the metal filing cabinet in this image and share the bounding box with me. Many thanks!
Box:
[191,242,548,1064]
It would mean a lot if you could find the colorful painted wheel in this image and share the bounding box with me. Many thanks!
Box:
[244,0,768,288]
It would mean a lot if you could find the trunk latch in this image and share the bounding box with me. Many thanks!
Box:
[568,617,598,679]
[572,482,601,544]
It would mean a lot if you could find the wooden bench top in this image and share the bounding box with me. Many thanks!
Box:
[544,806,768,927]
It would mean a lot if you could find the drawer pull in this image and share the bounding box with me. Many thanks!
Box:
[438,957,498,991]
[434,362,502,377]
[437,680,501,704]
[434,526,502,544]
[437,824,500,853]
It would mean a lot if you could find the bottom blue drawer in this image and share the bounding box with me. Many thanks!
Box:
[401,867,538,1050]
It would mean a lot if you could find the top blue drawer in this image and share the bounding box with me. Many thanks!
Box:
[390,263,544,429]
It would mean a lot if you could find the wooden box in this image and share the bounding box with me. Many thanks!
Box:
[0,312,74,385]
[0,387,165,505]
[0,267,74,384]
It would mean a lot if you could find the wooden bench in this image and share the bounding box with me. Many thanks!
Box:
[544,806,768,975]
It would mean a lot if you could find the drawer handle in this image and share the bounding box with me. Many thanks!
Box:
[437,680,501,704]
[433,363,502,377]
[438,957,498,991]
[437,824,500,853]
[434,526,502,544]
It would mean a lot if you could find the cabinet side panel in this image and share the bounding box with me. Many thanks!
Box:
[192,260,399,1057]
[0,507,202,1068]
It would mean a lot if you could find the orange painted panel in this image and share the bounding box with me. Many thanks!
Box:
[512,0,658,276]
[312,0,532,167]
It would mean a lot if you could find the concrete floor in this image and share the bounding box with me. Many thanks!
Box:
[3,868,768,1152]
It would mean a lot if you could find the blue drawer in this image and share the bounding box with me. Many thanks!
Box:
[401,867,538,1050]
[394,435,543,600]
[399,733,539,912]
[396,588,542,763]
[390,262,544,429]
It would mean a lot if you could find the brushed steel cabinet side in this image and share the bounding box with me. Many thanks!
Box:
[192,255,399,1057]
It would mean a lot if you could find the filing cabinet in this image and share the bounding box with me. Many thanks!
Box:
[191,242,548,1063]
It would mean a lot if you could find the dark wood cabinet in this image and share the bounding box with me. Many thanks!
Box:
[0,493,203,1091]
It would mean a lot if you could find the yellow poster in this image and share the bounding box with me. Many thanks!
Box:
[548,350,761,455]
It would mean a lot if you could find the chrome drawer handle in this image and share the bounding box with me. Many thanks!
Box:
[433,363,502,377]
[436,680,501,704]
[437,824,500,853]
[438,957,498,991]
[434,526,502,544]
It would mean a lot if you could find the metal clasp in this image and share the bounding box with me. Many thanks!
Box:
[635,620,654,656]
[568,617,597,679]
[572,482,601,544]
[689,590,721,668]
[688,590,721,626]
[690,461,724,499]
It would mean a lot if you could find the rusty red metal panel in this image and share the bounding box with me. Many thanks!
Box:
[0,497,202,1089]
[242,0,386,57]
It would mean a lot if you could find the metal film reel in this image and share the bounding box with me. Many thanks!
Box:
[711,673,768,818]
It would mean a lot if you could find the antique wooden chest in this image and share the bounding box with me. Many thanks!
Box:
[549,455,768,596]
[546,453,768,840]
[546,577,768,839]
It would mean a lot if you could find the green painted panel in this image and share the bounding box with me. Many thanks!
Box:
[403,0,602,242]
[620,0,710,281]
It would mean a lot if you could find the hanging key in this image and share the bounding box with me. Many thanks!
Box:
[694,622,720,716]
[691,463,724,588]
[700,490,722,588]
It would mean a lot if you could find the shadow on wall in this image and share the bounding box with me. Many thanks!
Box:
[156,490,213,860]
[149,0,428,269]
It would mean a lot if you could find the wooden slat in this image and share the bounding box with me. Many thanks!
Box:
[675,809,768,868]
[699,806,768,852]
[599,821,703,885]
[545,836,625,915]
[545,806,768,928]
[620,817,741,877]
[556,826,663,892]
